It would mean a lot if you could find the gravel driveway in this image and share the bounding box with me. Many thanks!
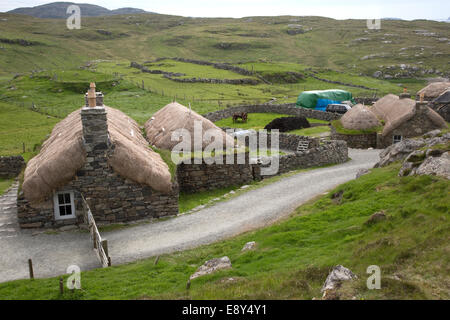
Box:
[0,149,379,283]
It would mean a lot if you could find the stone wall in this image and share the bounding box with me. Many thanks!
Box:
[17,107,179,229]
[203,104,342,122]
[229,130,320,151]
[257,140,348,178]
[330,126,377,149]
[176,136,348,192]
[354,97,378,105]
[162,75,259,85]
[177,152,255,193]
[0,156,25,178]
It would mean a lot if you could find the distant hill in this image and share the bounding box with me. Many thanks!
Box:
[7,2,151,19]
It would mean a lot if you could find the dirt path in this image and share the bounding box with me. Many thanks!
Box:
[0,149,379,283]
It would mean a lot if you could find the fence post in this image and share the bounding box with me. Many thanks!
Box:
[101,239,108,257]
[28,259,34,279]
[93,232,97,249]
[59,277,64,295]
[23,142,25,153]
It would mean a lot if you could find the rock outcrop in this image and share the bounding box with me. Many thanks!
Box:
[375,130,449,168]
[321,265,357,299]
[190,256,232,280]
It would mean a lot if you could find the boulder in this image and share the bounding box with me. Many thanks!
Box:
[404,150,426,163]
[356,168,369,179]
[365,211,387,225]
[423,129,442,139]
[415,152,450,179]
[190,256,232,280]
[242,241,256,252]
[321,265,357,293]
[373,71,382,78]
[375,138,426,167]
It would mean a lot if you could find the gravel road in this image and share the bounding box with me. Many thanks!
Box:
[0,149,379,283]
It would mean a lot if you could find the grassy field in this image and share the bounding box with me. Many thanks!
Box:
[0,13,448,79]
[0,178,14,196]
[0,102,59,158]
[0,162,448,300]
[95,59,406,106]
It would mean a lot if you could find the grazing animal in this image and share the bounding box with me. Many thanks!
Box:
[232,112,248,123]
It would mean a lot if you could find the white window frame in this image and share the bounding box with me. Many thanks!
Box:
[393,135,402,144]
[53,191,76,220]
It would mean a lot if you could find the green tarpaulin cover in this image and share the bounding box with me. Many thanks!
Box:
[296,89,354,110]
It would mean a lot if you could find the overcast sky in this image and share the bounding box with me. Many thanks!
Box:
[1,0,449,20]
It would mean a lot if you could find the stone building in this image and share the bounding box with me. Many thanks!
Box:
[17,84,178,229]
[331,94,448,149]
[430,89,450,122]
[331,104,380,148]
[373,94,448,148]
[416,82,450,121]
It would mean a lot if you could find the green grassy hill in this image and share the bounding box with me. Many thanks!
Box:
[0,13,448,79]
[0,162,448,299]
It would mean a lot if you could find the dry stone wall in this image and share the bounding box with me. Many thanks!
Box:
[177,153,255,193]
[257,140,348,178]
[0,156,25,178]
[176,135,348,192]
[203,104,342,122]
[330,126,377,149]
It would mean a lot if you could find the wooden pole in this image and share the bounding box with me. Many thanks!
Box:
[154,256,160,265]
[59,277,64,295]
[23,143,25,153]
[93,232,97,249]
[101,239,108,257]
[102,240,111,267]
[186,279,191,290]
[28,259,34,279]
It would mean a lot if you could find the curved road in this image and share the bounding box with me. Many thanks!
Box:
[0,149,379,283]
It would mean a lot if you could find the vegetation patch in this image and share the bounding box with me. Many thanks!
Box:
[0,178,14,196]
[0,162,447,299]
[331,119,382,135]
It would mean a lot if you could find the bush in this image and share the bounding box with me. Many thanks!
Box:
[264,117,310,132]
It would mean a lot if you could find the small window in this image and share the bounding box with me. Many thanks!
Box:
[393,135,402,144]
[53,191,75,220]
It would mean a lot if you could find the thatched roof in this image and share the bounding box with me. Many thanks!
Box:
[371,94,447,136]
[433,89,450,104]
[22,106,172,204]
[144,102,235,150]
[340,104,380,130]
[417,82,450,99]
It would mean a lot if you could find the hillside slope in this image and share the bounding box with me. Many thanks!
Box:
[0,12,448,78]
[0,162,448,299]
[7,2,149,18]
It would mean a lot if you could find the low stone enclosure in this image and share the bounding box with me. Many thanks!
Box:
[330,127,378,149]
[177,133,348,193]
[203,103,342,122]
[0,156,25,178]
